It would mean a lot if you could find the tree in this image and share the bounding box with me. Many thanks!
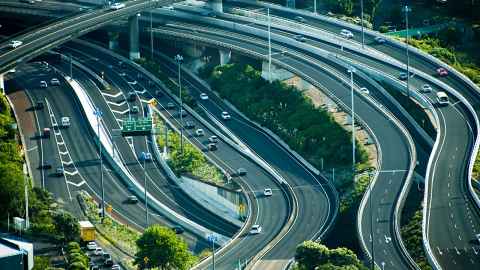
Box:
[295,241,367,270]
[54,211,80,242]
[134,224,196,270]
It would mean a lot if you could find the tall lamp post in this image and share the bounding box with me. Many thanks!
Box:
[141,151,149,226]
[347,67,356,171]
[360,0,365,49]
[369,171,375,270]
[267,8,272,83]
[174,54,184,154]
[208,234,217,270]
[94,108,105,221]
[150,9,153,59]
[404,5,412,98]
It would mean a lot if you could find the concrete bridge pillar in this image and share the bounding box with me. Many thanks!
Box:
[108,31,119,51]
[261,61,293,82]
[128,14,140,60]
[208,0,223,13]
[184,44,205,58]
[219,49,231,65]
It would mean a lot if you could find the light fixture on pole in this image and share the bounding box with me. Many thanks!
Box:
[404,5,412,98]
[94,108,105,221]
[347,67,356,171]
[174,54,184,154]
[207,234,218,270]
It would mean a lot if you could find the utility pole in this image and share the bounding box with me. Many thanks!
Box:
[142,151,149,226]
[174,54,184,154]
[360,0,365,49]
[94,109,105,221]
[267,8,272,83]
[348,67,356,171]
[208,234,217,270]
[404,5,412,98]
[23,164,29,229]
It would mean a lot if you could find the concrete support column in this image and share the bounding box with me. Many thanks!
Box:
[219,49,231,65]
[0,73,4,93]
[209,0,223,13]
[184,44,205,58]
[108,31,119,51]
[128,15,140,60]
[286,0,295,8]
[261,61,293,82]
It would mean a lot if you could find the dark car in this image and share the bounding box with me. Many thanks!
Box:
[103,259,113,267]
[185,121,195,129]
[172,225,184,234]
[36,101,44,110]
[128,92,136,102]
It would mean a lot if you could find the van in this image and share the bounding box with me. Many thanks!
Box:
[436,91,449,106]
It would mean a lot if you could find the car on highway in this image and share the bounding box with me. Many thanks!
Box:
[250,224,262,234]
[103,259,114,267]
[126,196,138,204]
[109,3,125,10]
[221,111,231,120]
[185,121,195,129]
[93,247,103,256]
[420,84,433,93]
[163,5,174,10]
[119,72,126,77]
[398,72,408,80]
[340,29,354,39]
[56,167,64,177]
[208,135,218,143]
[476,233,480,244]
[128,92,136,102]
[200,93,209,100]
[61,117,70,127]
[208,143,217,151]
[237,168,247,176]
[111,265,121,270]
[293,35,307,42]
[359,87,369,95]
[155,90,163,97]
[9,40,23,48]
[264,188,273,197]
[436,91,449,106]
[436,67,448,77]
[374,36,386,44]
[141,152,152,161]
[86,242,97,250]
[167,102,175,109]
[43,128,50,138]
[36,101,44,110]
[20,0,36,3]
[195,128,205,136]
[294,16,307,23]
[40,80,47,88]
[172,225,184,234]
[180,109,187,117]
[50,78,60,86]
[131,106,139,114]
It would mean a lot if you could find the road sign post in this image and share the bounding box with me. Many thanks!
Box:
[121,117,152,136]
[207,234,218,270]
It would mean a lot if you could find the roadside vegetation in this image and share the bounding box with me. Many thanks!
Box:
[65,241,89,270]
[155,116,225,185]
[293,240,368,270]
[134,224,196,270]
[401,210,432,270]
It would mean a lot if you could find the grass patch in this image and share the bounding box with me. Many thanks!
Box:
[154,116,225,185]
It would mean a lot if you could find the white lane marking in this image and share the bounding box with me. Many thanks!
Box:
[101,91,123,98]
[436,247,443,255]
[27,146,38,152]
[111,108,130,114]
[66,180,85,187]
[135,89,147,94]
[62,160,74,166]
[106,100,127,106]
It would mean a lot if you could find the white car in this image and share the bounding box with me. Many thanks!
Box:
[50,78,60,86]
[9,40,23,48]
[40,81,48,88]
[86,242,97,250]
[200,93,209,100]
[340,29,354,39]
[374,36,386,44]
[420,84,432,93]
[141,152,152,161]
[195,128,205,137]
[263,188,272,197]
[109,3,125,10]
[476,233,480,244]
[163,5,174,10]
[94,247,103,256]
[61,117,70,127]
[359,87,369,95]
[221,111,231,120]
[208,135,218,143]
[250,224,262,234]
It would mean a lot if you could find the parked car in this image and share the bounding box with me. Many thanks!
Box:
[208,135,218,143]
[293,34,307,42]
[86,242,97,250]
[221,111,231,120]
[103,253,111,261]
[250,224,262,234]
[50,78,60,86]
[340,29,354,39]
[200,93,209,100]
[40,80,48,88]
[9,40,23,48]
[436,67,448,77]
[420,84,432,93]
[195,129,205,136]
[264,188,273,197]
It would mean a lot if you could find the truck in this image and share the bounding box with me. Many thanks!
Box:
[79,220,95,242]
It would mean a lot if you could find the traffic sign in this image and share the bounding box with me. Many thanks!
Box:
[207,234,218,244]
[121,117,152,136]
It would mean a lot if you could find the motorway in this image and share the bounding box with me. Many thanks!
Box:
[219,2,480,268]
[5,61,210,251]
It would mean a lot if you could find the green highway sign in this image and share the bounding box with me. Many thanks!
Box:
[121,117,152,136]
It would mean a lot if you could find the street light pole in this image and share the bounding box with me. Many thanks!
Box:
[369,171,375,270]
[360,0,365,49]
[267,8,272,83]
[94,109,105,221]
[404,5,412,98]
[69,53,73,79]
[142,152,149,226]
[174,54,184,155]
[23,164,29,229]
[313,0,316,14]
[348,68,356,171]
[150,9,153,60]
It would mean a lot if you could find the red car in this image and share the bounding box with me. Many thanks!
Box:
[436,67,448,77]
